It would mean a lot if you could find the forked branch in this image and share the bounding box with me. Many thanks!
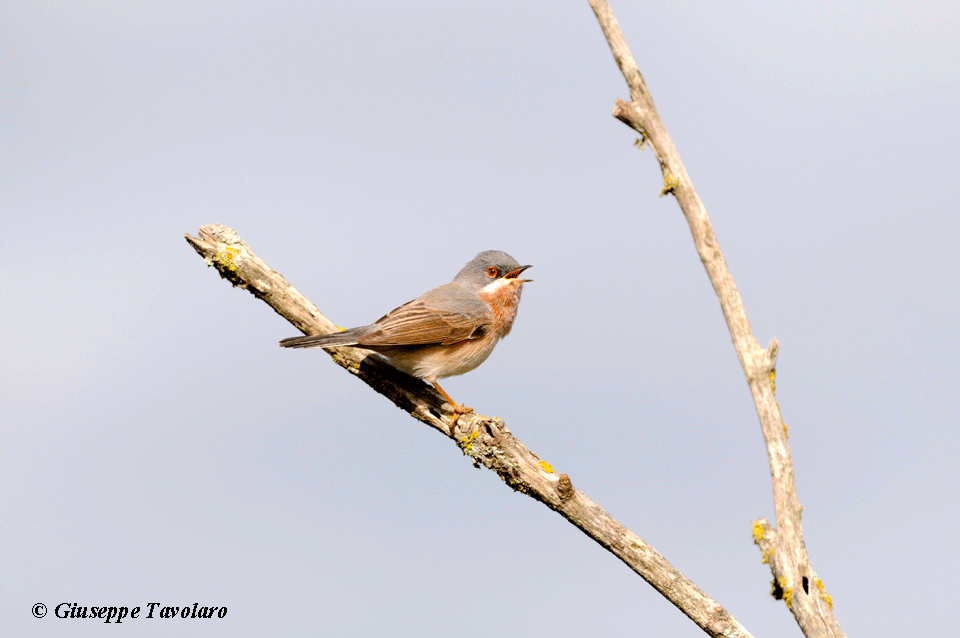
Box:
[185,224,753,638]
[587,1,844,636]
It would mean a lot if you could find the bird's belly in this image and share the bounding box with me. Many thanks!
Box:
[381,338,499,381]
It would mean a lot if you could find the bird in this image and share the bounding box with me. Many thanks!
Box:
[279,250,532,421]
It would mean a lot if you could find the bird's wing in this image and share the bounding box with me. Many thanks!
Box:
[358,284,492,347]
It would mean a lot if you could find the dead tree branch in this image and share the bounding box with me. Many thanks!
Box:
[185,224,754,638]
[587,1,844,636]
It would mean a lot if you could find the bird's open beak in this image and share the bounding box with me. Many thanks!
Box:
[504,265,533,282]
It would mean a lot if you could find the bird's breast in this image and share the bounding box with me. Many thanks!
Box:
[477,279,524,339]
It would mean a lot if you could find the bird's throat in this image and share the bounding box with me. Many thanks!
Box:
[478,279,524,338]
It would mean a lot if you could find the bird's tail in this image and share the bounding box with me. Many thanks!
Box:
[279,329,363,350]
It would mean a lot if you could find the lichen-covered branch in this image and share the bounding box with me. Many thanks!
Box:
[587,1,844,636]
[185,224,753,638]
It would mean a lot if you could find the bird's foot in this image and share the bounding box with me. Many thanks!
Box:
[450,403,474,428]
[429,380,474,429]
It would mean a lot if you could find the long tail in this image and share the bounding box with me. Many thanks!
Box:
[279,329,363,349]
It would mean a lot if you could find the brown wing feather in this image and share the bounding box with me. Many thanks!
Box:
[357,285,491,347]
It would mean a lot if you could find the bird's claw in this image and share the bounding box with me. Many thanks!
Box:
[450,403,474,428]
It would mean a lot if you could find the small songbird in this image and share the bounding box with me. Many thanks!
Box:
[279,251,532,418]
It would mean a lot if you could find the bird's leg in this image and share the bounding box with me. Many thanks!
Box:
[430,380,473,426]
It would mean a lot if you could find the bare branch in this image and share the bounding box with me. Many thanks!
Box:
[588,1,844,636]
[185,224,754,638]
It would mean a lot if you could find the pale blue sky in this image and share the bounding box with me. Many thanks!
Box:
[3,2,958,636]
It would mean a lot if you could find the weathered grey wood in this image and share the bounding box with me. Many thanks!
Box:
[185,223,754,638]
[587,2,844,636]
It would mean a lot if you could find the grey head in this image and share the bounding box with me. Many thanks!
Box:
[453,250,532,288]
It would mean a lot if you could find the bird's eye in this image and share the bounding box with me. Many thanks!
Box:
[486,266,498,278]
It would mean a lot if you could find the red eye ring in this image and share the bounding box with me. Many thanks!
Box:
[486,267,498,278]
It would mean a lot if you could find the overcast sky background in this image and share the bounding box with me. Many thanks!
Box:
[3,1,958,636]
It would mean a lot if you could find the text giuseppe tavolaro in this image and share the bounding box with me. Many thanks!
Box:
[55,602,227,623]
